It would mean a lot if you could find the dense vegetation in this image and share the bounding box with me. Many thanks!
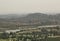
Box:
[0,27,60,41]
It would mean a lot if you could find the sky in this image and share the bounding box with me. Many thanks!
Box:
[0,0,60,14]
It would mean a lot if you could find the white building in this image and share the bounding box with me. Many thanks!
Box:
[5,29,20,33]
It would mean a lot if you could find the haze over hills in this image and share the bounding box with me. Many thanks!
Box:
[0,13,60,24]
[0,13,60,31]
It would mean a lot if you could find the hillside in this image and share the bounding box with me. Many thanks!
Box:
[0,13,60,31]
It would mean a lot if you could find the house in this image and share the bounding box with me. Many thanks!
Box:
[5,29,20,33]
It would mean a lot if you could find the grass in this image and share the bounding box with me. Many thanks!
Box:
[0,39,9,41]
[47,37,60,41]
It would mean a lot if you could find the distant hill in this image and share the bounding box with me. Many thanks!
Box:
[18,13,60,25]
[0,13,60,25]
[0,13,60,31]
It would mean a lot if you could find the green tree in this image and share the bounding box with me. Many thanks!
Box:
[0,32,9,39]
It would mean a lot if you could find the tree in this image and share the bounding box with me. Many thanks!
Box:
[0,32,9,39]
[41,28,48,41]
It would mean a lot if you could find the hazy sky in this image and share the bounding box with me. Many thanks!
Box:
[0,0,60,14]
